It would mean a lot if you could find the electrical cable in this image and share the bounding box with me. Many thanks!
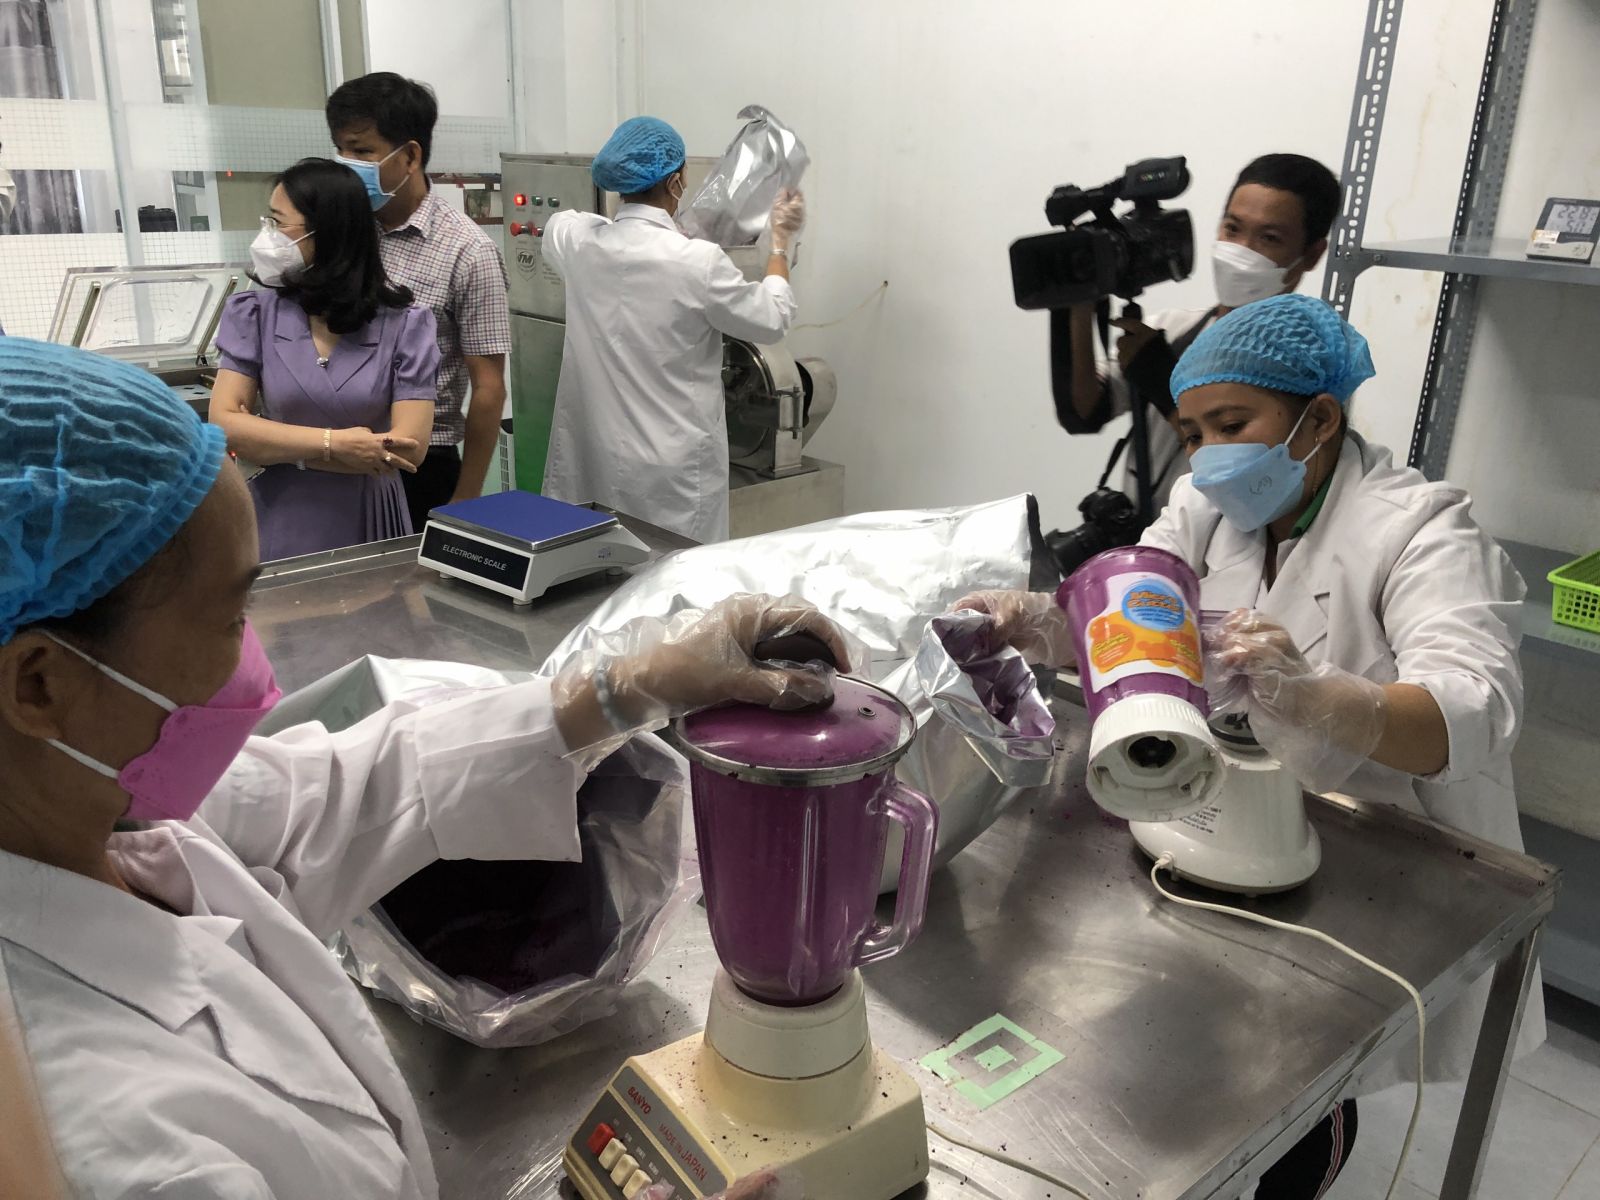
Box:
[927,1118,1096,1198]
[790,280,889,330]
[1148,854,1426,1200]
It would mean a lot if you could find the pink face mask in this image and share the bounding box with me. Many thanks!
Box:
[45,621,283,822]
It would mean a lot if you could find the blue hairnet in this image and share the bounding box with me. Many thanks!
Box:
[591,116,687,195]
[0,338,227,643]
[1170,293,1376,405]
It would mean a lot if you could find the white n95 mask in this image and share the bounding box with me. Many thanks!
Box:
[249,220,311,287]
[1212,240,1297,309]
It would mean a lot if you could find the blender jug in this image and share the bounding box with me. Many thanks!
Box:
[675,676,939,1006]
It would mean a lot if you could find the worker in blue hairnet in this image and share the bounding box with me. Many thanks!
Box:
[956,294,1543,1192]
[0,337,845,1198]
[540,116,806,544]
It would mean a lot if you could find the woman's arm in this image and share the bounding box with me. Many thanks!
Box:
[198,675,584,938]
[384,399,433,469]
[208,372,418,475]
[1373,682,1449,776]
[198,596,848,937]
[209,370,327,465]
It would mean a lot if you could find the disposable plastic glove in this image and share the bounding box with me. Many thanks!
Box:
[643,1166,803,1200]
[952,589,1077,670]
[1205,608,1388,793]
[770,188,806,243]
[552,593,853,768]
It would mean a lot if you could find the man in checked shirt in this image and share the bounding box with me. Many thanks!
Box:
[326,73,511,528]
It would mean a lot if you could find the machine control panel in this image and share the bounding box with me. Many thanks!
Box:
[564,1066,731,1199]
[501,155,597,318]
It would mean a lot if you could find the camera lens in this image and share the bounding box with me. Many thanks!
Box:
[1128,736,1177,769]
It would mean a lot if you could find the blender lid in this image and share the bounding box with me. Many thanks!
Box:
[674,676,915,785]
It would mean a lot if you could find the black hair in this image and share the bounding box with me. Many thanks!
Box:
[325,72,439,169]
[1230,153,1341,247]
[264,158,413,336]
[620,165,686,206]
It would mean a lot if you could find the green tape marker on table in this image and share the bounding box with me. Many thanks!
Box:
[920,1014,1066,1110]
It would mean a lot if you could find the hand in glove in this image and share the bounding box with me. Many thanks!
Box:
[552,594,853,766]
[644,1167,802,1200]
[769,188,806,247]
[953,589,1077,670]
[1205,608,1388,793]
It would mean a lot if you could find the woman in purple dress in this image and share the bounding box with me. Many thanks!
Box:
[210,158,440,560]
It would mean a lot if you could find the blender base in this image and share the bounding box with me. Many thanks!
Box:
[1130,809,1321,895]
[1129,744,1323,896]
[564,973,929,1199]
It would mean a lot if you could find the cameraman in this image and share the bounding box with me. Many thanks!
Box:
[1058,154,1339,510]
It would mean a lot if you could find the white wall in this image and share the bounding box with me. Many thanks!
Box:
[622,0,1422,533]
[503,0,1592,554]
[365,0,511,119]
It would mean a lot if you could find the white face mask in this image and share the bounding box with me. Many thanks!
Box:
[1212,240,1299,309]
[249,219,311,287]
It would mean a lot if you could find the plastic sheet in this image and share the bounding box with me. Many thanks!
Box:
[678,105,809,247]
[255,656,699,1048]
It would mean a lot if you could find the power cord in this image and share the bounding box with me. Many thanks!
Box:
[791,280,889,330]
[926,1119,1095,1199]
[1148,854,1426,1200]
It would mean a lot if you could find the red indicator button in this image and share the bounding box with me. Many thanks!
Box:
[513,193,527,207]
[587,1124,615,1156]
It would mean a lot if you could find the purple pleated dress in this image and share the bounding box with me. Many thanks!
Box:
[215,289,440,561]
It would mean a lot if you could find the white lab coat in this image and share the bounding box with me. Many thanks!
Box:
[1142,432,1545,1086]
[541,204,797,544]
[0,679,582,1199]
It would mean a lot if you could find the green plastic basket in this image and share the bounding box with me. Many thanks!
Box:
[1549,550,1600,634]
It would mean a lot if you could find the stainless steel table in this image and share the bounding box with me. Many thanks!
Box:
[251,535,1559,1200]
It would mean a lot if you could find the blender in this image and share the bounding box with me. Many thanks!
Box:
[1129,713,1322,894]
[563,649,939,1199]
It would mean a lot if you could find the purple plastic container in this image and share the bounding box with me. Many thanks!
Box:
[1057,545,1208,719]
[675,677,938,1006]
[1057,547,1223,822]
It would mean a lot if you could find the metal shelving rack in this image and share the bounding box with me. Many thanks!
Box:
[1323,0,1600,668]
[1322,2,1600,1145]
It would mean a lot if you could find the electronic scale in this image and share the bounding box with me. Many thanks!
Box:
[418,491,649,606]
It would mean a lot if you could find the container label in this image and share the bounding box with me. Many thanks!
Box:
[1084,571,1203,693]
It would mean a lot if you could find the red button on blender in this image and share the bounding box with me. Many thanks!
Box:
[586,1124,614,1156]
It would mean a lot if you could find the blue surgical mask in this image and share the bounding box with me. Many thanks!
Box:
[334,144,405,212]
[1190,406,1320,533]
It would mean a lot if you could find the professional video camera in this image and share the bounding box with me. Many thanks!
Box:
[1009,157,1195,576]
[1010,156,1194,310]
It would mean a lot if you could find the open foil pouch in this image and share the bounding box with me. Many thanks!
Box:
[253,658,698,1048]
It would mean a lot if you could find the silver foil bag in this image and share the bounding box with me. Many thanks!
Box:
[541,496,1059,896]
[678,104,809,247]
[255,657,698,1049]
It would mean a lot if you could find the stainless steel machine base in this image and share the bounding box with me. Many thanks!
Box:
[728,457,844,539]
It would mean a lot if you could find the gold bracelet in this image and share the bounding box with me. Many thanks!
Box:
[322,428,332,461]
